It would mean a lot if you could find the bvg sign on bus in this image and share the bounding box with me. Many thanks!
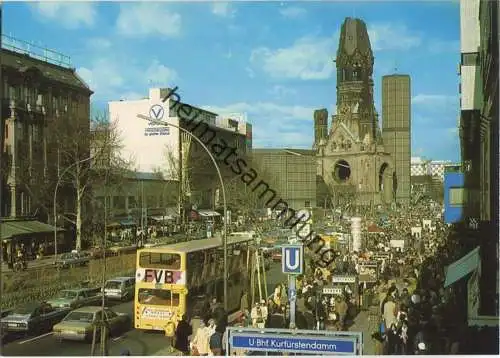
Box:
[136,268,186,285]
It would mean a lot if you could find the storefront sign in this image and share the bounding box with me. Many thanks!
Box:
[323,287,343,295]
[331,276,356,283]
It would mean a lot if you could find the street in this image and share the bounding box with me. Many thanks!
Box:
[0,301,173,356]
[1,263,376,356]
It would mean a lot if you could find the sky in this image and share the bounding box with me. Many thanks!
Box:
[3,1,461,162]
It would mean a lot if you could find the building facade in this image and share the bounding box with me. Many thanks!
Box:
[314,17,394,208]
[457,0,498,325]
[109,88,252,214]
[1,39,92,219]
[382,74,411,204]
[410,157,458,181]
[251,149,316,210]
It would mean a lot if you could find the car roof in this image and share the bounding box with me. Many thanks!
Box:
[107,277,134,282]
[71,306,107,313]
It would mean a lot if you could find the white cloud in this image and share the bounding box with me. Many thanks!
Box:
[268,85,297,99]
[202,102,316,148]
[31,1,96,29]
[203,102,313,122]
[279,6,307,19]
[245,67,255,78]
[77,58,177,101]
[250,35,336,80]
[368,23,422,51]
[428,39,460,53]
[144,60,179,87]
[412,94,458,109]
[211,2,236,18]
[85,38,112,51]
[116,3,181,37]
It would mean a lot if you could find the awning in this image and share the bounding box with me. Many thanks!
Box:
[151,215,175,222]
[198,210,221,217]
[1,220,65,240]
[444,246,480,288]
[120,219,136,226]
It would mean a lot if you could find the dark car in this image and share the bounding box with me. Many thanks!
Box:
[55,251,90,269]
[1,302,70,335]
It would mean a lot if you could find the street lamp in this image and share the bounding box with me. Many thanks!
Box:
[53,155,94,259]
[137,114,229,311]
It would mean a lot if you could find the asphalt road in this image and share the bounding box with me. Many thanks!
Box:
[0,301,173,356]
[1,263,288,356]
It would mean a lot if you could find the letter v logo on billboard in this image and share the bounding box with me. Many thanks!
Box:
[282,245,304,275]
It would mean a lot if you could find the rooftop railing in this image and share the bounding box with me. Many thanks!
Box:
[1,34,72,69]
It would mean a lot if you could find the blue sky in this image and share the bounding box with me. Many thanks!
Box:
[3,1,460,161]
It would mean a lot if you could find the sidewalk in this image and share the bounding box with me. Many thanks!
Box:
[152,311,244,356]
[349,309,377,355]
[1,255,56,272]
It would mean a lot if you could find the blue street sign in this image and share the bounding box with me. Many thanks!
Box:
[230,332,357,355]
[282,245,303,275]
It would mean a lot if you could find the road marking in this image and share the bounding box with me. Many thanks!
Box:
[112,335,125,342]
[18,332,53,344]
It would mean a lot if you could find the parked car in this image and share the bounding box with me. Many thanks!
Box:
[54,251,90,269]
[1,302,70,335]
[53,306,131,342]
[102,277,135,301]
[47,287,102,309]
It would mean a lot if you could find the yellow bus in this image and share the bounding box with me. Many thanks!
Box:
[134,235,254,335]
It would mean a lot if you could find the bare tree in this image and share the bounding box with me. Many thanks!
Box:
[18,111,133,251]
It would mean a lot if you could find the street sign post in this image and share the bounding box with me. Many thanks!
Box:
[282,244,303,329]
[282,245,304,275]
[226,327,363,355]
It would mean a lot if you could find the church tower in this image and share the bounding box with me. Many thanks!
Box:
[315,17,394,208]
[334,17,378,142]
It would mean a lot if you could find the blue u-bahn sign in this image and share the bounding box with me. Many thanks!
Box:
[226,327,362,356]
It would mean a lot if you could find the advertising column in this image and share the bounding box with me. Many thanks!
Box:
[350,217,362,252]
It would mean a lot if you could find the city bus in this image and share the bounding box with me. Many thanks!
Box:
[134,235,254,335]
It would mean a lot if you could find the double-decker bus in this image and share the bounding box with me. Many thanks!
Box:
[134,235,254,335]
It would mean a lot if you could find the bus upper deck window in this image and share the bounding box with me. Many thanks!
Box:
[139,252,181,270]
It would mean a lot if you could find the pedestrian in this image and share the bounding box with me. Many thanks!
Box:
[173,314,192,356]
[335,296,348,331]
[209,324,225,356]
[191,319,211,356]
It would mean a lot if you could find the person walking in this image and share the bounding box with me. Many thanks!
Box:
[191,319,211,356]
[336,296,348,331]
[173,314,192,356]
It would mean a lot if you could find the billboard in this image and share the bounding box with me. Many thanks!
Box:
[444,172,465,224]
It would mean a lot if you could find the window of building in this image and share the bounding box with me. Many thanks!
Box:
[449,187,465,206]
[304,201,311,208]
[461,52,479,66]
[4,124,8,139]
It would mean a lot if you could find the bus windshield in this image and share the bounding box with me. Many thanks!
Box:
[139,252,181,270]
[138,289,180,306]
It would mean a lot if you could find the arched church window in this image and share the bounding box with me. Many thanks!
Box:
[352,70,359,80]
[346,141,352,149]
[331,142,337,150]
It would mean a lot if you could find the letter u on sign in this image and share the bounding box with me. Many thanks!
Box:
[282,245,303,275]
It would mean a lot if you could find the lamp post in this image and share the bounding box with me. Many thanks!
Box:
[53,155,94,259]
[137,114,229,310]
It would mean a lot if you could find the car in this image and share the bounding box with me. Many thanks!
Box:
[1,302,70,335]
[102,277,135,301]
[47,287,102,309]
[54,251,90,269]
[272,250,282,262]
[53,306,131,342]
